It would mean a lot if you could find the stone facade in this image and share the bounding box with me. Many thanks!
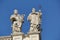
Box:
[0,36,11,40]
[0,8,42,40]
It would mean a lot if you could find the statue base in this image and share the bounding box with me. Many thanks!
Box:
[28,31,41,40]
[11,32,24,40]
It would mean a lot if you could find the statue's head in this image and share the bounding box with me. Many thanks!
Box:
[14,9,18,15]
[32,8,36,13]
[31,8,38,15]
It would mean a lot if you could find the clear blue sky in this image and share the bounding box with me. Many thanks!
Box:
[0,0,60,40]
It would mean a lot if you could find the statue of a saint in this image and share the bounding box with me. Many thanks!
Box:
[10,9,24,33]
[27,8,42,32]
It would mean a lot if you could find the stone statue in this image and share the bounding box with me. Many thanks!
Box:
[27,8,42,32]
[10,9,24,33]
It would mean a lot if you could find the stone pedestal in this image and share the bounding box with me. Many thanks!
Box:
[11,32,24,40]
[28,31,40,40]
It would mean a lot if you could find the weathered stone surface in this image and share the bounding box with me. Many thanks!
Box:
[0,8,42,40]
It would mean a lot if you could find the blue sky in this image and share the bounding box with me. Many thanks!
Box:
[0,0,60,40]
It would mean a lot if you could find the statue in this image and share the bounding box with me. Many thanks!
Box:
[27,8,42,32]
[10,9,24,33]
